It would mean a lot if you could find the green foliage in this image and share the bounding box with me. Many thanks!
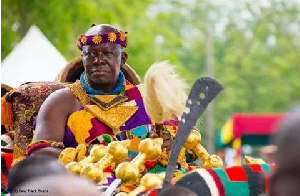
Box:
[2,0,300,139]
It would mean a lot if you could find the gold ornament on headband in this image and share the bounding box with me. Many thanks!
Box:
[81,36,87,44]
[120,31,126,41]
[108,32,117,42]
[92,35,102,44]
[77,31,128,50]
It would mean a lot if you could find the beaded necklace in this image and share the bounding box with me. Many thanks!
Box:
[80,71,125,95]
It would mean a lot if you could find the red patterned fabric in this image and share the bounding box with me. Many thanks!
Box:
[249,164,263,172]
[1,152,13,186]
[225,166,247,181]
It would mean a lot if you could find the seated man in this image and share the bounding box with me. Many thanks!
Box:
[28,24,152,157]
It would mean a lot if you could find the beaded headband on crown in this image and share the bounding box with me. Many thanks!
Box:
[77,31,128,50]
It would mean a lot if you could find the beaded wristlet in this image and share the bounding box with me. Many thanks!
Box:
[26,140,65,156]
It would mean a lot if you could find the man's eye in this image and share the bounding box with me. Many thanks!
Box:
[104,51,113,56]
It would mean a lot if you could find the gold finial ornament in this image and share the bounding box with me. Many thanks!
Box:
[178,148,188,170]
[80,141,129,182]
[66,161,84,175]
[158,148,169,166]
[81,144,106,164]
[114,162,140,185]
[58,147,77,165]
[76,144,88,161]
[244,156,266,164]
[115,138,163,184]
[65,144,107,175]
[202,155,224,168]
[128,173,165,196]
[184,130,223,168]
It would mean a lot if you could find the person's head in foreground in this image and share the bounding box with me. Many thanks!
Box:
[8,155,68,193]
[11,175,101,196]
[271,107,300,196]
[78,24,128,93]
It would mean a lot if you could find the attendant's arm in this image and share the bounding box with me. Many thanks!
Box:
[31,88,77,158]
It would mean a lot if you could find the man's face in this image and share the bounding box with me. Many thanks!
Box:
[82,43,123,86]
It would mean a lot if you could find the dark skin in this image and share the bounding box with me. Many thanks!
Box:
[270,109,300,196]
[31,25,128,157]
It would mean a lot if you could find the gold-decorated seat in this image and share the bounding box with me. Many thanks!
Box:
[1,57,141,163]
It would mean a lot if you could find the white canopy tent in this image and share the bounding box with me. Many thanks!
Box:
[1,25,68,87]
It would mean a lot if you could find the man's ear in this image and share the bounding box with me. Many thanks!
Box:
[121,51,128,68]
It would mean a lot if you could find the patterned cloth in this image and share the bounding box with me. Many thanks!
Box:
[4,82,65,161]
[64,80,153,151]
[175,163,272,196]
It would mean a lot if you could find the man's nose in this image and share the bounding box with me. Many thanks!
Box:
[94,52,106,64]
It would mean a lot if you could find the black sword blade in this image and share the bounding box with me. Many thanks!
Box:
[161,77,223,190]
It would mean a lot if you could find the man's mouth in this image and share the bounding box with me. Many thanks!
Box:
[92,70,109,75]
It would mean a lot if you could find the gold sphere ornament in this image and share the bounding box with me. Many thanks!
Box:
[66,161,82,174]
[209,155,224,168]
[80,163,103,182]
[202,155,224,169]
[115,162,139,184]
[244,156,266,164]
[184,130,201,149]
[79,140,129,183]
[80,144,106,165]
[116,138,164,184]
[107,141,129,163]
[89,144,107,162]
[128,173,165,196]
[184,129,223,168]
[58,147,77,165]
[76,144,88,161]
[140,173,164,188]
[139,138,163,161]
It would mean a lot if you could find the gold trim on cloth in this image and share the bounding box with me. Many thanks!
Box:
[67,81,90,106]
[84,105,138,134]
[89,95,128,110]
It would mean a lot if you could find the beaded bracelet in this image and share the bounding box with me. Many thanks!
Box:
[26,140,65,156]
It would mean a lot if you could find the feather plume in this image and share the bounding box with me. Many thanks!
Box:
[143,61,187,123]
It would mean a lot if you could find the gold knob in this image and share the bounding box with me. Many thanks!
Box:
[115,162,140,185]
[128,173,165,196]
[80,141,129,183]
[116,138,164,184]
[184,130,201,150]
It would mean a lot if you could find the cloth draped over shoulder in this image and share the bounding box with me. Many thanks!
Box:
[64,79,154,155]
